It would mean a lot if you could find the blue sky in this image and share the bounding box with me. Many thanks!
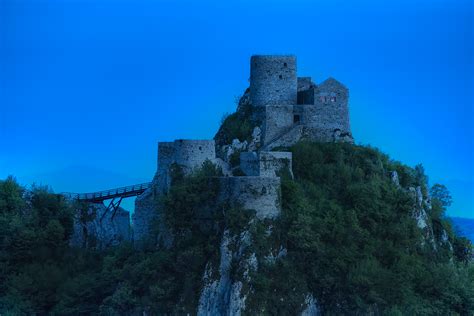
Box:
[0,0,473,217]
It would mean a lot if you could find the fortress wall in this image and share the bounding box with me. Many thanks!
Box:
[132,191,156,243]
[308,79,350,133]
[173,139,216,171]
[157,142,176,172]
[158,140,216,174]
[261,125,304,151]
[240,151,292,177]
[219,176,281,219]
[297,77,313,91]
[259,151,293,178]
[240,152,260,176]
[262,105,294,145]
[250,55,297,107]
[297,77,315,105]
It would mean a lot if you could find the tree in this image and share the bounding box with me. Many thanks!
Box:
[430,184,453,208]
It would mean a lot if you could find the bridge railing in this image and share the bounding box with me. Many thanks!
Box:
[61,182,152,201]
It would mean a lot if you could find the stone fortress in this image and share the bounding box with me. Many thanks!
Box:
[132,55,353,242]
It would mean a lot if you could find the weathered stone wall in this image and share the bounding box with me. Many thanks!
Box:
[70,202,131,249]
[305,78,351,141]
[248,56,353,146]
[250,55,297,107]
[240,151,293,178]
[219,176,281,219]
[158,139,216,173]
[240,152,260,176]
[261,125,304,151]
[132,185,158,243]
[261,105,294,145]
[297,77,315,105]
[259,151,292,177]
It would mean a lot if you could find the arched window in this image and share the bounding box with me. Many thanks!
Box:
[283,62,287,67]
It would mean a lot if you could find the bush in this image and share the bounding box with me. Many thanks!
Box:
[245,142,474,314]
[214,101,256,146]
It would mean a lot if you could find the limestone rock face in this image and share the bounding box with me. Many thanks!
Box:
[248,126,262,151]
[409,186,431,231]
[198,229,257,316]
[301,295,320,316]
[407,185,452,251]
[70,202,131,249]
[222,139,248,162]
[390,171,400,187]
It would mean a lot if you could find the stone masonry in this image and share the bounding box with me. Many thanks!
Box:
[251,55,353,146]
[133,55,353,242]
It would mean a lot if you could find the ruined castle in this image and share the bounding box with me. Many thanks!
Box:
[132,55,353,242]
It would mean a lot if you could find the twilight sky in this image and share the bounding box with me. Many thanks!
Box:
[0,0,473,218]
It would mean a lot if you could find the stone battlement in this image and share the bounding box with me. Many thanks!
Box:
[158,139,216,173]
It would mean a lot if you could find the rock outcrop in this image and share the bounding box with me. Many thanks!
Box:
[70,202,131,249]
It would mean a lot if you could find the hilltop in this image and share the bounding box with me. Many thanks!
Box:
[0,56,473,315]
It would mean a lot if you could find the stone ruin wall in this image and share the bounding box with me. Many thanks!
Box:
[240,151,293,178]
[307,78,351,141]
[260,105,294,145]
[134,139,284,242]
[133,55,354,243]
[248,56,353,147]
[158,139,216,174]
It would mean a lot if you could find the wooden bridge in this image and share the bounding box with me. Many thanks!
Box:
[61,182,152,220]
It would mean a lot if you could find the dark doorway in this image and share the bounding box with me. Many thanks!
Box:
[294,115,301,124]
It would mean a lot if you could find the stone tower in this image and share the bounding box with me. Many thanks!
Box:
[249,55,298,144]
[249,55,297,106]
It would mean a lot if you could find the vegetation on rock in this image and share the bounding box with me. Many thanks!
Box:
[246,142,474,315]
[214,94,257,147]
[0,143,473,315]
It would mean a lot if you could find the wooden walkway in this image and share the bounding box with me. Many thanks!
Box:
[61,182,152,202]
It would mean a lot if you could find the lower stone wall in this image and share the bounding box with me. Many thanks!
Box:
[259,151,292,178]
[132,188,157,243]
[304,127,353,143]
[240,152,260,176]
[262,105,294,146]
[132,173,174,247]
[262,125,304,151]
[240,151,293,178]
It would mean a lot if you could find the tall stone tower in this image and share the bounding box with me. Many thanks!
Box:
[249,55,297,144]
[250,55,297,106]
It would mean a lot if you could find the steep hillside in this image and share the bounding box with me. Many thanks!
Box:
[0,142,473,315]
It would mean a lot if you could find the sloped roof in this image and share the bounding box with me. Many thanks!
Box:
[318,77,348,91]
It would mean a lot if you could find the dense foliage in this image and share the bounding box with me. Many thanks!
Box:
[214,96,257,147]
[0,162,226,315]
[0,143,473,315]
[246,142,474,315]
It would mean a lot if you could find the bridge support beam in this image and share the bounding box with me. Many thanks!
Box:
[101,197,124,222]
